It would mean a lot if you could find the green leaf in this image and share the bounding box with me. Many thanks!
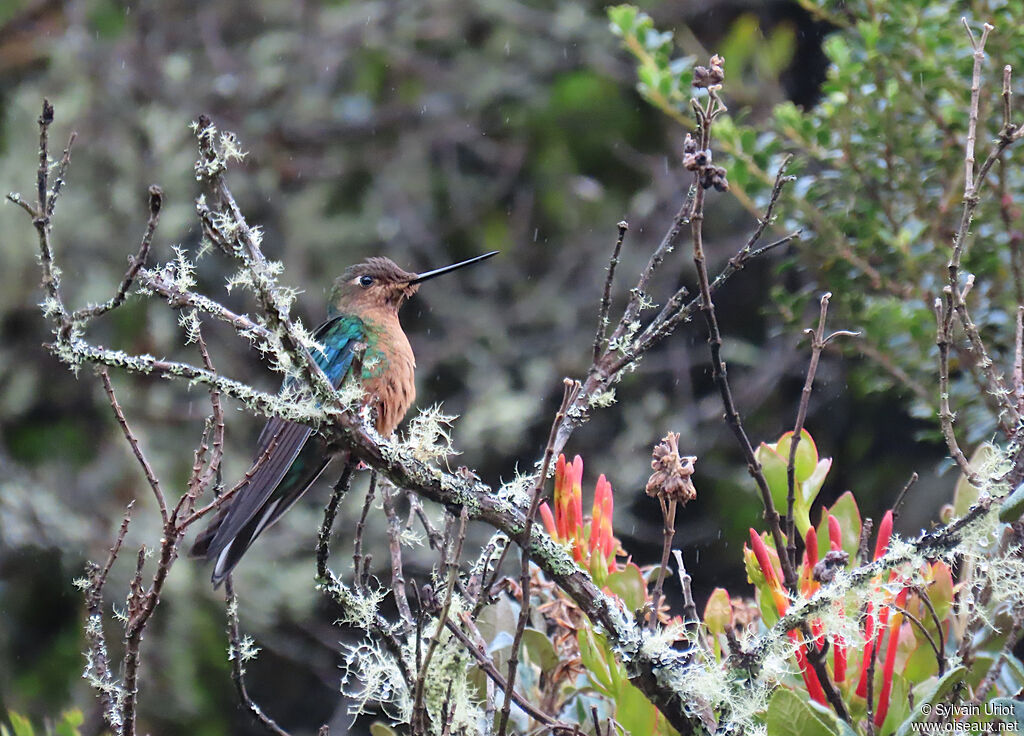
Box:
[999,482,1024,523]
[765,688,838,736]
[703,587,732,638]
[614,681,659,735]
[578,623,617,695]
[6,714,33,736]
[953,444,993,518]
[894,666,967,736]
[370,724,399,736]
[606,563,648,613]
[607,5,639,36]
[775,429,819,481]
[756,442,789,519]
[522,628,559,674]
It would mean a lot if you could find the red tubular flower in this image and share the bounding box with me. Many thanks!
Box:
[833,634,847,683]
[802,526,819,595]
[791,631,827,706]
[874,587,908,728]
[873,510,893,560]
[592,474,614,559]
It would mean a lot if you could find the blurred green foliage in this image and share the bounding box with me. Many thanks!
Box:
[1,709,84,736]
[611,0,1024,442]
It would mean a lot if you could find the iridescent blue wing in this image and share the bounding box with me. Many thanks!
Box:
[193,315,365,585]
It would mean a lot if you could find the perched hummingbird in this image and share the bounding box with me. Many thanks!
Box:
[190,251,498,586]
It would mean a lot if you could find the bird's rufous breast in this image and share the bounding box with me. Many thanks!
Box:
[360,310,416,436]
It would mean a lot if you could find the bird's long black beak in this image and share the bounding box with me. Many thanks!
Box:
[407,250,499,284]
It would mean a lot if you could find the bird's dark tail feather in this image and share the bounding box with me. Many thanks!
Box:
[190,456,335,588]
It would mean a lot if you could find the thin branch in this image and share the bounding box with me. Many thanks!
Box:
[961,19,994,197]
[887,601,943,675]
[786,293,858,567]
[82,502,134,728]
[892,472,919,523]
[47,130,77,218]
[498,378,580,736]
[934,293,984,484]
[71,186,163,323]
[687,91,799,593]
[317,462,356,582]
[99,369,168,524]
[381,483,415,628]
[672,549,699,634]
[352,471,378,594]
[224,577,294,736]
[650,496,678,631]
[593,221,629,363]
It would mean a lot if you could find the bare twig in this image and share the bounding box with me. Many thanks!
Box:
[687,89,799,593]
[934,292,984,485]
[71,186,163,323]
[447,612,563,729]
[352,471,378,593]
[317,462,356,582]
[892,472,919,523]
[99,370,169,523]
[962,19,995,196]
[887,600,943,674]
[973,612,1023,703]
[786,293,858,565]
[381,483,415,628]
[672,549,699,633]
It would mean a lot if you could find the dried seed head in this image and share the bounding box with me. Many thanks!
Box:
[701,165,730,191]
[683,133,698,155]
[646,432,697,504]
[693,54,725,88]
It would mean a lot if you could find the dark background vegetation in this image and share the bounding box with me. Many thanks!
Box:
[0,1,949,733]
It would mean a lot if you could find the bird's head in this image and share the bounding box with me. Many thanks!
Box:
[329,251,498,317]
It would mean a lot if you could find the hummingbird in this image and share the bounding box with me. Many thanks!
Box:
[190,250,498,586]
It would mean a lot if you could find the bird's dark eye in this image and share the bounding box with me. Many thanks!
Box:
[358,275,374,287]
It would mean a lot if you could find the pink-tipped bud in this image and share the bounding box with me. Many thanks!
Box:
[828,514,842,552]
[554,454,569,539]
[540,502,558,541]
[594,474,615,558]
[873,510,893,561]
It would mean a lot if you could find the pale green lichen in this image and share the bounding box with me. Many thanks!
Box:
[588,388,617,408]
[340,639,411,723]
[401,405,459,465]
[228,635,261,675]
